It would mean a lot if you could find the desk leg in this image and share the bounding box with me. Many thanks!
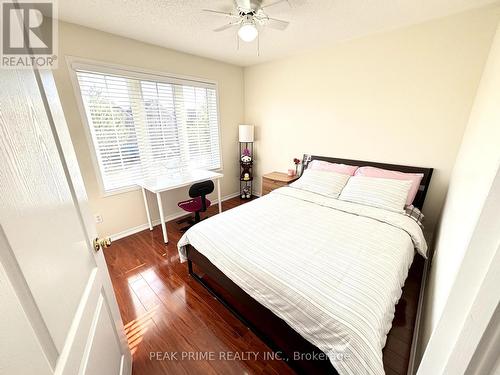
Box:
[156,192,168,244]
[217,179,222,213]
[142,187,153,231]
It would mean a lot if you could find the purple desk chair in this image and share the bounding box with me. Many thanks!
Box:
[177,180,214,231]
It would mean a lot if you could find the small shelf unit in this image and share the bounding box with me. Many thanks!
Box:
[239,142,253,199]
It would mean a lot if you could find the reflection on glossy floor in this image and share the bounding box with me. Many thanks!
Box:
[104,196,422,375]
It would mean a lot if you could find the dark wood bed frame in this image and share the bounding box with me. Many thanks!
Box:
[186,155,433,374]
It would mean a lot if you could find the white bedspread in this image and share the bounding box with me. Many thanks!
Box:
[178,187,427,375]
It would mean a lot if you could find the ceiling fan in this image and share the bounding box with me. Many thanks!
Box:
[203,0,291,43]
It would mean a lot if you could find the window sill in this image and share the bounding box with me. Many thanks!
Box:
[98,167,224,198]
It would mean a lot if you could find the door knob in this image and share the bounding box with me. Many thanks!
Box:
[93,237,111,252]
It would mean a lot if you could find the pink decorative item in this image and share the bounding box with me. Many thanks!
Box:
[309,160,358,176]
[287,169,296,176]
[355,166,424,206]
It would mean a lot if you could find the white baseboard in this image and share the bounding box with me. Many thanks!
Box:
[110,192,240,241]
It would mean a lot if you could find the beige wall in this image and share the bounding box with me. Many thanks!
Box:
[244,6,500,228]
[52,8,500,371]
[53,21,244,237]
[417,21,500,373]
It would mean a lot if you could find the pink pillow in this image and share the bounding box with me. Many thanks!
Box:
[309,160,358,176]
[355,166,423,206]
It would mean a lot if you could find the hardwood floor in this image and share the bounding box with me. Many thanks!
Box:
[103,196,423,375]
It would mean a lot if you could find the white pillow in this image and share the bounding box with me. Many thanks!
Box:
[338,176,412,212]
[290,169,350,198]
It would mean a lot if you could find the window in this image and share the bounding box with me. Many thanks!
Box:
[74,65,221,193]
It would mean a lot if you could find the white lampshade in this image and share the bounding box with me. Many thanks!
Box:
[239,124,254,142]
[238,22,258,42]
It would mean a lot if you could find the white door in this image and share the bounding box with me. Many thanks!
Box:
[0,67,132,375]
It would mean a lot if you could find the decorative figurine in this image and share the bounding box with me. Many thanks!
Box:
[293,157,301,176]
[241,151,252,181]
[241,186,251,199]
[241,154,252,164]
[241,168,251,181]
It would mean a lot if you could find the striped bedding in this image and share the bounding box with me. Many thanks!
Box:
[178,187,427,375]
[339,176,413,213]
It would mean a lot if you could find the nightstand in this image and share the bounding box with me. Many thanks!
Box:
[261,172,299,195]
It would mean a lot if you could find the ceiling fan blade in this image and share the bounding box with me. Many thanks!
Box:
[265,17,289,30]
[202,9,239,18]
[213,21,241,32]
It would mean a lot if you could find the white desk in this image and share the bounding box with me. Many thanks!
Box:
[137,169,224,244]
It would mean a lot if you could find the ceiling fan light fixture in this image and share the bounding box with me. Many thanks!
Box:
[238,22,258,42]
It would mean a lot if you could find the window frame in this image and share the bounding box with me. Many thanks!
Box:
[66,56,224,197]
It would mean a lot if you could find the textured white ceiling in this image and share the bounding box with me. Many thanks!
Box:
[58,0,499,66]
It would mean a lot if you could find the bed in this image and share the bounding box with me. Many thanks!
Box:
[177,155,433,375]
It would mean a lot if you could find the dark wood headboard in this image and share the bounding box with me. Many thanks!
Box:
[301,154,433,210]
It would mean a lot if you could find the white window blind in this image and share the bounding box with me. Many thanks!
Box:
[75,67,221,193]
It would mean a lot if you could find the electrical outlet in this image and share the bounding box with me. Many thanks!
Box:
[95,214,103,224]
